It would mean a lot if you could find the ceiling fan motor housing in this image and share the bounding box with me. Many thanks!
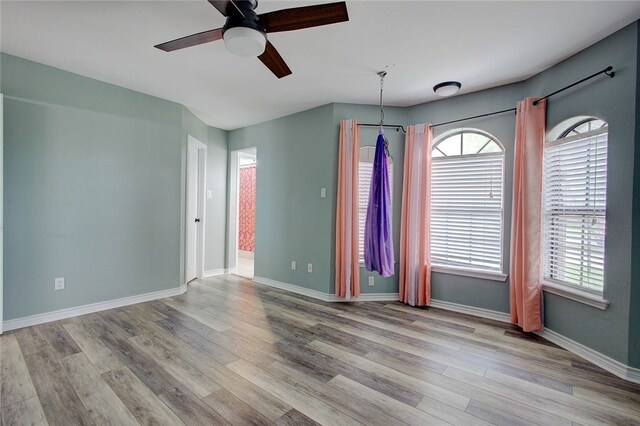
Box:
[222,0,267,56]
[223,0,266,35]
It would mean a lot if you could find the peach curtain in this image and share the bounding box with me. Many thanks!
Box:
[399,124,432,306]
[335,119,360,299]
[510,97,546,332]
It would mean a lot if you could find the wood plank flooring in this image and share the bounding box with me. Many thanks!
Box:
[2,274,640,425]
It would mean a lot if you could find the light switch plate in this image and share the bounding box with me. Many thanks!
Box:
[291,261,297,271]
[207,190,213,199]
[320,188,327,198]
[368,276,375,286]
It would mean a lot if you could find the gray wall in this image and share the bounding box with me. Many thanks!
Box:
[525,23,638,366]
[228,104,336,293]
[2,53,227,321]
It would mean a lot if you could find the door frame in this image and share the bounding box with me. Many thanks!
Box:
[185,135,207,284]
[227,148,256,275]
[1,94,4,334]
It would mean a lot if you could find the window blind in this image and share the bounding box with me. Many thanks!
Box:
[358,160,392,263]
[430,153,504,271]
[542,128,608,293]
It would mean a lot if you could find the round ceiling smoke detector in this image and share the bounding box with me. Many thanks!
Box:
[433,81,462,97]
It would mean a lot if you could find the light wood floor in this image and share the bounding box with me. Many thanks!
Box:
[2,275,640,425]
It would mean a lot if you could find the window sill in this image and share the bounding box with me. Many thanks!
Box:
[431,265,508,282]
[542,282,608,310]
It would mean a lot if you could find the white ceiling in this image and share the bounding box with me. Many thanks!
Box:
[2,1,639,130]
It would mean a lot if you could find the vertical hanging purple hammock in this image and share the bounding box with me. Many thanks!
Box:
[364,128,394,277]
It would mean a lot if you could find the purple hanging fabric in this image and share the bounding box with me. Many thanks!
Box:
[364,129,395,277]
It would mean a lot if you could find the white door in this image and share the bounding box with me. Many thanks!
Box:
[186,143,198,282]
[186,136,206,284]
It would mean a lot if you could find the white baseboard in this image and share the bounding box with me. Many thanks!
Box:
[537,328,640,385]
[252,276,399,302]
[429,299,511,323]
[203,268,229,277]
[3,284,187,332]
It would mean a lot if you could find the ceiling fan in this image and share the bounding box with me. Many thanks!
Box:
[154,0,349,79]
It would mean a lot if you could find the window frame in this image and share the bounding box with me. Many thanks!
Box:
[541,118,609,309]
[430,129,507,280]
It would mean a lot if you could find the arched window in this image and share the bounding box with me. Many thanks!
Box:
[542,118,608,294]
[431,130,505,272]
[358,146,393,263]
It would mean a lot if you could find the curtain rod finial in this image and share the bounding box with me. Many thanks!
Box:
[605,66,615,78]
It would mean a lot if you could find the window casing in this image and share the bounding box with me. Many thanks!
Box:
[542,119,608,295]
[430,130,505,272]
[358,146,392,264]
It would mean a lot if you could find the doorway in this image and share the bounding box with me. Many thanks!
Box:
[228,148,256,279]
[185,135,207,284]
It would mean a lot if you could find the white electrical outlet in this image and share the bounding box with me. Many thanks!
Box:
[206,189,213,199]
[320,188,327,198]
[368,276,375,286]
[291,261,297,271]
[307,263,313,273]
[54,277,65,291]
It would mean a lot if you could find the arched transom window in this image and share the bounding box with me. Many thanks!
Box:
[542,118,608,294]
[430,130,505,272]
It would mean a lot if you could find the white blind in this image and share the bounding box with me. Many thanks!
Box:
[430,153,504,271]
[542,128,608,293]
[358,159,392,263]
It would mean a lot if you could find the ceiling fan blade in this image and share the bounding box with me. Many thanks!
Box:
[259,2,348,33]
[155,28,223,52]
[207,0,245,18]
[258,41,292,79]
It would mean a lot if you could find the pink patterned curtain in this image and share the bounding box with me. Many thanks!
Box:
[399,124,432,306]
[335,119,360,299]
[510,97,546,332]
[238,165,256,252]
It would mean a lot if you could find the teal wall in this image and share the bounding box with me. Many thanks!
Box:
[1,94,4,327]
[2,53,227,321]
[180,108,228,274]
[408,83,524,313]
[630,23,640,368]
[525,23,638,366]
[228,22,640,368]
[206,126,229,271]
[228,105,336,293]
[3,20,639,369]
[332,103,407,294]
[227,103,406,295]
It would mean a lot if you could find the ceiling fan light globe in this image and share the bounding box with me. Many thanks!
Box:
[224,26,267,57]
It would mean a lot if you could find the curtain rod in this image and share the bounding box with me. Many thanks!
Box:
[431,107,517,128]
[359,123,407,133]
[431,65,615,128]
[533,66,614,105]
